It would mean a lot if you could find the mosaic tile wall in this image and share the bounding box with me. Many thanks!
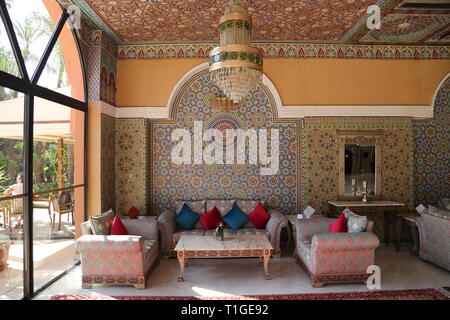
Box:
[413,78,450,206]
[81,26,117,105]
[101,114,116,212]
[302,117,414,215]
[115,119,149,216]
[107,76,447,225]
[86,31,101,102]
[149,71,301,216]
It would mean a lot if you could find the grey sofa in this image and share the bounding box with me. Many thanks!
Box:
[157,199,288,258]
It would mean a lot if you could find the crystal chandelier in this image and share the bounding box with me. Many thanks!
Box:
[209,0,263,104]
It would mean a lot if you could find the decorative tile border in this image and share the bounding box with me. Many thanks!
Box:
[118,43,450,60]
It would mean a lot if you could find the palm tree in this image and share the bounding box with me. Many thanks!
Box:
[0,2,19,85]
[34,14,66,88]
[0,47,18,74]
[13,15,45,72]
[0,47,19,99]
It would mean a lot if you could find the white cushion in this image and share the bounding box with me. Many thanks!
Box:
[415,203,428,215]
[343,207,367,233]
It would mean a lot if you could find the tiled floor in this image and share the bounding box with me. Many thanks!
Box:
[33,245,450,299]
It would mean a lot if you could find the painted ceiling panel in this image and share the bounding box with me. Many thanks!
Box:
[83,0,376,43]
[61,0,450,46]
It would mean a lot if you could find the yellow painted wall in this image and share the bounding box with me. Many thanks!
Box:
[117,59,205,107]
[116,58,450,107]
[264,59,450,106]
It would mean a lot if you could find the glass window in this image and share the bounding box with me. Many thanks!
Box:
[35,9,85,101]
[0,0,86,298]
[32,99,84,292]
[37,39,70,96]
[0,11,20,77]
[7,0,56,76]
[0,86,24,300]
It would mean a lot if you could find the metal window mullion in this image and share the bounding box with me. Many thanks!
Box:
[0,70,87,111]
[23,94,34,299]
[31,11,69,84]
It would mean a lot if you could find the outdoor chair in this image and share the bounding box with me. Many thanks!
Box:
[6,198,23,231]
[50,191,74,231]
[33,195,52,223]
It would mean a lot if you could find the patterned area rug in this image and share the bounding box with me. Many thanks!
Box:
[52,289,449,300]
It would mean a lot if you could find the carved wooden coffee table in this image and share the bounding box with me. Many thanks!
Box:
[174,234,273,282]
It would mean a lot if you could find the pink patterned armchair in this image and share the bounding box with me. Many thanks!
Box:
[295,217,379,287]
[76,218,159,289]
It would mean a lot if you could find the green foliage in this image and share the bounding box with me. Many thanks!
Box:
[0,5,71,194]
[0,166,8,194]
[0,139,71,194]
[0,8,66,93]
[33,143,69,193]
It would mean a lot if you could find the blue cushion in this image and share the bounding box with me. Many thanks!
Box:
[174,203,200,230]
[222,203,249,231]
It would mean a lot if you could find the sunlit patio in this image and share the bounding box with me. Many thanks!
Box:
[0,206,75,300]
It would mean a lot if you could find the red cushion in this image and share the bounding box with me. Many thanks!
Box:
[200,207,223,230]
[128,206,139,219]
[329,213,348,233]
[248,202,271,229]
[111,216,128,235]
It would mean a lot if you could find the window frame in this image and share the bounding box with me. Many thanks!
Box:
[0,1,88,299]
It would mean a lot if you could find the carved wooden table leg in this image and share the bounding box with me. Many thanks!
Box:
[287,223,292,248]
[395,215,402,252]
[409,222,420,256]
[291,222,297,257]
[263,251,272,280]
[177,251,185,282]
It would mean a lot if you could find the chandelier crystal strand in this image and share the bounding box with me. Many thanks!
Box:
[209,0,263,104]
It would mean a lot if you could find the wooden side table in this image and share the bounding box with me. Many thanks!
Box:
[286,215,297,248]
[395,213,420,256]
[328,200,405,245]
[286,215,322,255]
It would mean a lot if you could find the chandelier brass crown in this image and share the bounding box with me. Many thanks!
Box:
[209,0,263,104]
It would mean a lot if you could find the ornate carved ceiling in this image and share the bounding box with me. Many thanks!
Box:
[62,0,450,46]
[81,0,378,43]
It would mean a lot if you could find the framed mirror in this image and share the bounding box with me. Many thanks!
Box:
[337,130,383,199]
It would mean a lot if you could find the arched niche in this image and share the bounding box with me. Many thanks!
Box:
[166,62,284,120]
[148,66,301,215]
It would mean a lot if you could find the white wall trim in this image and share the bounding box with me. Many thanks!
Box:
[109,62,435,120]
[99,102,116,118]
[431,72,450,108]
